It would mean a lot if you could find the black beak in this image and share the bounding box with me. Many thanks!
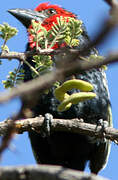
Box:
[8,8,47,28]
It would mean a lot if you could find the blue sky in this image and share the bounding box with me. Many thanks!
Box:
[0,0,118,179]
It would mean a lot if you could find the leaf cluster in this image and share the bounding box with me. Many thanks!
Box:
[2,68,24,89]
[49,16,83,48]
[28,17,83,77]
[0,23,18,41]
[28,20,48,50]
[64,17,83,47]
[32,55,53,78]
[0,23,18,52]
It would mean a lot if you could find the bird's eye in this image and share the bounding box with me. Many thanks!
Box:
[47,8,56,15]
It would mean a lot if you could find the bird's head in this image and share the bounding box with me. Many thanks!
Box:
[8,2,77,49]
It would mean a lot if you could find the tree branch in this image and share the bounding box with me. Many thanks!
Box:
[0,49,118,105]
[0,49,53,61]
[0,165,108,180]
[0,117,117,143]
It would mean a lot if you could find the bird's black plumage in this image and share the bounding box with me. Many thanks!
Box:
[26,26,111,174]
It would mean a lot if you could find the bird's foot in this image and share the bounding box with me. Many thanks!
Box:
[41,113,53,138]
[97,119,108,129]
[97,119,109,142]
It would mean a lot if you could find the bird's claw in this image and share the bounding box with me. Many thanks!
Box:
[97,119,109,142]
[41,113,53,138]
[97,119,108,129]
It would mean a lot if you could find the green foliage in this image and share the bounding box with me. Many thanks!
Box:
[2,68,24,89]
[0,23,21,88]
[49,16,68,48]
[64,17,82,47]
[29,17,83,50]
[32,55,53,78]
[29,20,48,50]
[0,23,18,41]
[28,17,83,78]
[48,16,82,48]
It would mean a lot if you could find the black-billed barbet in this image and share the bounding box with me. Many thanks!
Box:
[8,2,112,174]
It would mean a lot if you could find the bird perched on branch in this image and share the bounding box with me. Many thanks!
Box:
[8,2,112,174]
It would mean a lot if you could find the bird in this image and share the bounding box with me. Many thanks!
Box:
[8,2,112,174]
